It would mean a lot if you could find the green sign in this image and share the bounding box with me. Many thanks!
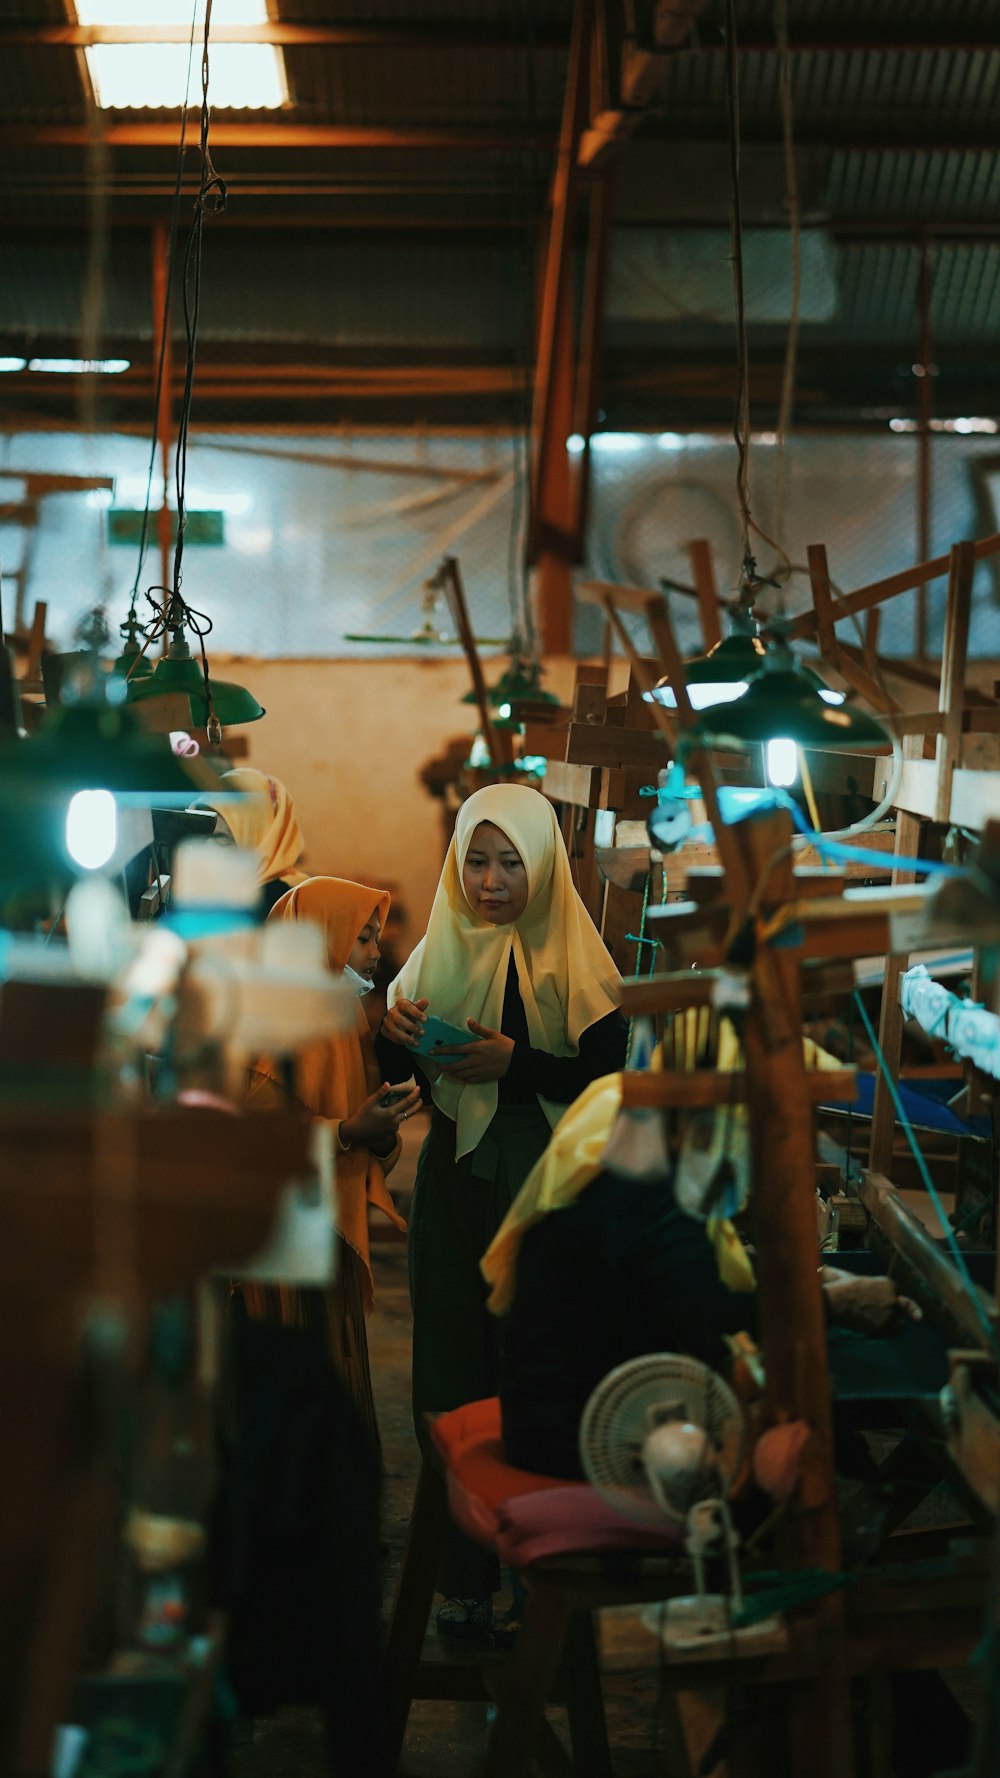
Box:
[108,508,225,547]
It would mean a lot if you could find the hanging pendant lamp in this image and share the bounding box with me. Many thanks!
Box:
[462,655,561,728]
[111,612,154,682]
[126,622,265,729]
[647,608,766,711]
[690,636,889,757]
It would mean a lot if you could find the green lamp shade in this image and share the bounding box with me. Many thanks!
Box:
[112,614,154,682]
[127,652,265,727]
[649,631,766,711]
[1,696,229,806]
[112,641,153,681]
[691,646,890,754]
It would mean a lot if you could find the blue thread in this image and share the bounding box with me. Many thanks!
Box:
[853,989,998,1353]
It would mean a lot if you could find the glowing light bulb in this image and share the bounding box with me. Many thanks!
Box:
[66,789,118,870]
[766,738,799,788]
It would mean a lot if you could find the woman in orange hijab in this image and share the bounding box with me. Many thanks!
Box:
[199,767,309,914]
[247,877,421,1445]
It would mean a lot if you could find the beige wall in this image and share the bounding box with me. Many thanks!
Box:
[212,654,585,943]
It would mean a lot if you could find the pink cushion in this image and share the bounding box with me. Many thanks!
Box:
[495,1487,683,1566]
[431,1398,685,1564]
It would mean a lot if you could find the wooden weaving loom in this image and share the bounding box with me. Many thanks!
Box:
[571,543,1000,1778]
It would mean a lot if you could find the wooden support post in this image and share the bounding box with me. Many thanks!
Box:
[807,543,896,713]
[915,235,934,660]
[151,221,173,616]
[531,0,592,656]
[441,557,512,769]
[935,540,975,825]
[572,169,614,559]
[734,807,852,1778]
[868,749,921,1180]
[26,600,47,684]
[689,539,723,651]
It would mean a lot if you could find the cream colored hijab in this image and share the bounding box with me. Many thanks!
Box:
[388,783,621,1158]
[199,768,308,888]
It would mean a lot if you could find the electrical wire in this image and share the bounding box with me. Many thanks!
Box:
[723,0,790,598]
[772,0,800,564]
[129,3,199,619]
[129,0,228,735]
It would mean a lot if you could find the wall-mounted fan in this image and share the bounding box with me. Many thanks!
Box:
[580,1354,785,1656]
[345,578,508,647]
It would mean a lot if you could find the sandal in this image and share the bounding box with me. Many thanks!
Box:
[435,1596,493,1643]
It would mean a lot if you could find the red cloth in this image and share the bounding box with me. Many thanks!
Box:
[431,1398,684,1564]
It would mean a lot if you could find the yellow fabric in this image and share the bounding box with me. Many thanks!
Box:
[250,876,406,1311]
[480,1065,755,1315]
[388,784,621,1159]
[199,767,308,888]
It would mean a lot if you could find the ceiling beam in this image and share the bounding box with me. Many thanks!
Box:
[0,123,552,152]
[3,22,998,55]
[697,26,1000,55]
[0,22,568,49]
[0,120,995,154]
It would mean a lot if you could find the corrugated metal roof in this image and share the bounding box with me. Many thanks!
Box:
[826,149,1000,222]
[655,46,1000,143]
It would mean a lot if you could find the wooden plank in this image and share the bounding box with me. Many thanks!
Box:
[787,530,1000,642]
[688,539,722,650]
[873,756,1000,830]
[620,1069,857,1109]
[565,720,668,771]
[544,759,601,808]
[854,1169,997,1351]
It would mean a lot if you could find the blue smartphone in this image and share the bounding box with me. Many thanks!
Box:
[412,1015,483,1057]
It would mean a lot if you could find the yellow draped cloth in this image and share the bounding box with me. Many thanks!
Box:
[480,1074,754,1316]
[250,876,406,1310]
[388,783,621,1159]
[199,767,308,889]
[481,1015,842,1315]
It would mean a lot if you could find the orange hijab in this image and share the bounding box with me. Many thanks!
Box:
[252,876,406,1309]
[199,768,308,888]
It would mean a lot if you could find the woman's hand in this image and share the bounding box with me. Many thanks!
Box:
[380,996,429,1048]
[820,1266,922,1335]
[435,1020,515,1084]
[340,1081,423,1149]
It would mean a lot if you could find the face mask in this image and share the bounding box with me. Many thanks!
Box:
[343,963,375,998]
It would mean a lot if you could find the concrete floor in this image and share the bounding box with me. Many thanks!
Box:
[233,1110,674,1777]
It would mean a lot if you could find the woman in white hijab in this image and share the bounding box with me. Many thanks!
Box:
[377,783,625,1639]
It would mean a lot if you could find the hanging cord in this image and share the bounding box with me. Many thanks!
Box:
[772,0,800,563]
[506,0,540,657]
[723,0,791,600]
[129,3,199,620]
[129,2,229,734]
[852,989,998,1353]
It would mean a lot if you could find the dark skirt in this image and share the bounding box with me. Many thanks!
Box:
[408,1103,553,1597]
[239,1235,379,1452]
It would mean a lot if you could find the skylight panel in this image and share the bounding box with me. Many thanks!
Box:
[75,2,286,111]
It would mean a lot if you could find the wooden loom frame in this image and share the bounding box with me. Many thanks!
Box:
[558,535,1000,1778]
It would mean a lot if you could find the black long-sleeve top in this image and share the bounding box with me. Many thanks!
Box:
[375,952,627,1107]
[500,1169,757,1479]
